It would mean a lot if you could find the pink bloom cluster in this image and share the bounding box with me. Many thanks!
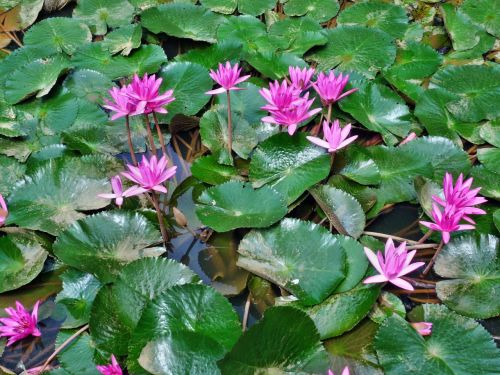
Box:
[0,301,41,346]
[420,173,486,243]
[313,71,357,106]
[97,355,123,375]
[103,73,175,120]
[363,239,425,291]
[206,61,251,94]
[0,193,7,226]
[411,322,433,336]
[307,119,357,153]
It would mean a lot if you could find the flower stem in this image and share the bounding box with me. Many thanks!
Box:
[421,240,444,276]
[242,293,251,332]
[362,231,418,245]
[326,103,332,123]
[150,192,169,247]
[152,112,167,157]
[125,116,138,165]
[417,230,434,244]
[144,114,157,156]
[38,324,89,374]
[226,90,233,155]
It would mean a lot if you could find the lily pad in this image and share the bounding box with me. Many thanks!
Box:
[307,26,396,79]
[461,0,500,38]
[195,181,287,232]
[0,155,26,195]
[470,165,500,199]
[441,3,484,51]
[56,330,100,375]
[310,185,366,239]
[128,284,241,374]
[249,133,331,204]
[245,51,307,80]
[434,233,500,319]
[102,24,142,56]
[191,155,241,185]
[338,145,381,185]
[375,304,500,375]
[216,15,269,54]
[237,218,346,306]
[200,0,237,14]
[477,147,500,173]
[73,0,135,35]
[284,0,339,23]
[175,40,243,70]
[53,210,164,282]
[479,121,500,147]
[218,306,329,374]
[63,70,114,103]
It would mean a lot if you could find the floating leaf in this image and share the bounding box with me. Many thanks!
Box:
[102,24,142,55]
[53,211,164,282]
[338,145,381,185]
[128,284,241,374]
[249,133,330,204]
[310,185,366,239]
[369,291,406,324]
[461,0,500,38]
[141,3,224,43]
[441,3,483,51]
[218,306,329,374]
[0,155,26,195]
[191,155,241,185]
[200,0,237,14]
[375,304,500,375]
[245,51,307,80]
[216,15,269,54]
[176,40,243,69]
[434,233,499,319]
[63,70,114,103]
[195,181,287,232]
[328,175,378,213]
[73,0,135,35]
[308,26,396,79]
[238,218,346,306]
[268,16,327,55]
[56,330,100,375]
[337,2,408,39]
[477,147,500,173]
[284,0,339,23]
[479,121,500,147]
[470,165,500,199]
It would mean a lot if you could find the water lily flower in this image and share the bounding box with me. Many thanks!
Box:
[103,86,135,120]
[126,73,175,116]
[206,61,251,95]
[0,301,41,346]
[420,203,475,244]
[122,155,176,194]
[289,66,315,91]
[328,367,349,375]
[363,239,425,291]
[432,173,487,224]
[306,119,358,153]
[98,176,146,207]
[400,132,417,145]
[97,355,123,375]
[411,322,433,336]
[313,70,357,105]
[0,193,7,227]
[259,80,303,112]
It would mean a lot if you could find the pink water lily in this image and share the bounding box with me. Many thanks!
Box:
[420,203,475,244]
[97,355,123,375]
[0,193,7,226]
[126,73,175,116]
[206,61,251,95]
[306,119,358,153]
[259,80,303,112]
[0,301,41,346]
[98,175,146,207]
[328,367,349,375]
[313,70,357,105]
[400,132,417,145]
[289,66,315,91]
[363,239,425,291]
[122,155,176,194]
[411,322,433,336]
[103,86,136,120]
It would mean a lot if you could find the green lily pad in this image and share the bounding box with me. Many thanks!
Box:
[216,15,269,54]
[310,185,366,239]
[479,121,500,147]
[375,304,500,375]
[434,233,500,319]
[337,145,381,185]
[53,210,164,282]
[175,40,243,69]
[415,176,442,218]
[477,147,500,173]
[494,210,500,232]
[237,218,346,306]
[249,133,330,204]
[334,236,368,293]
[307,26,396,79]
[200,0,237,14]
[238,0,275,16]
[55,269,102,329]
[461,0,500,38]
[284,0,340,23]
[339,81,413,145]
[431,65,500,122]
[0,233,48,293]
[441,3,483,51]
[128,284,241,374]
[23,17,91,55]
[245,51,307,80]
[337,2,408,39]
[141,3,224,43]
[63,70,114,103]
[195,181,287,232]
[328,175,378,213]
[0,103,29,138]
[73,0,135,35]
[90,258,199,355]
[369,291,406,324]
[0,155,26,195]
[470,165,500,199]
[191,155,241,185]
[218,306,329,374]
[56,330,100,375]
[6,157,112,235]
[102,24,142,55]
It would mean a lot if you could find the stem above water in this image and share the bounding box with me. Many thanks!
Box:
[143,114,157,156]
[150,192,169,248]
[152,112,167,157]
[226,90,233,155]
[421,240,444,276]
[125,116,138,165]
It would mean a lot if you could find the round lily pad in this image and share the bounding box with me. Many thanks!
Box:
[73,0,135,35]
[461,0,500,37]
[284,0,340,23]
[0,155,26,195]
[191,155,241,185]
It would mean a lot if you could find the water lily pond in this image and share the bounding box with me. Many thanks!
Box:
[0,0,499,374]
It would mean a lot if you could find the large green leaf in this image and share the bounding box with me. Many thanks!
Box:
[461,0,500,37]
[6,157,112,235]
[268,17,327,56]
[328,175,378,213]
[56,269,102,329]
[249,133,331,204]
[102,24,142,56]
[0,155,26,195]
[56,330,100,375]
[334,236,369,293]
[176,40,243,69]
[307,26,396,79]
[195,181,287,232]
[73,0,135,35]
[245,51,307,80]
[141,3,224,43]
[238,0,275,16]
[477,147,500,173]
[431,65,500,122]
[375,304,500,374]
[284,0,339,23]
[191,155,241,185]
[339,81,413,145]
[434,233,499,319]
[337,2,408,39]
[216,15,269,54]
[218,306,329,374]
[23,17,92,55]
[128,284,241,374]
[337,145,381,186]
[63,70,114,103]
[200,0,237,14]
[90,258,199,355]
[441,3,484,51]
[237,218,346,306]
[470,165,500,199]
[310,185,366,239]
[53,210,164,282]
[0,233,48,293]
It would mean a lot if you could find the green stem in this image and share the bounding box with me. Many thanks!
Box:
[226,90,233,155]
[152,112,167,158]
[421,240,444,276]
[144,114,157,156]
[125,116,138,165]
